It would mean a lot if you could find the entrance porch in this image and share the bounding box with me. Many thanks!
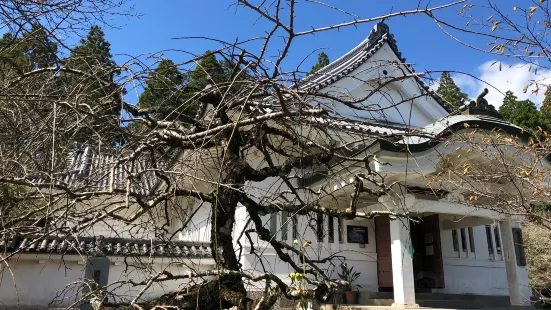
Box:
[366,194,532,307]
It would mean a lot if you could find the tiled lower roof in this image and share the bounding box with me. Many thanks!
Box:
[28,146,179,196]
[0,236,212,258]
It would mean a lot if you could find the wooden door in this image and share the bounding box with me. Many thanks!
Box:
[419,214,445,288]
[375,216,393,288]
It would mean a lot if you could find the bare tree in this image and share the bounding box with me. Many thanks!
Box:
[13,1,548,310]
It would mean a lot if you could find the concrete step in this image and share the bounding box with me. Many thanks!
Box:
[337,292,511,309]
[416,293,510,303]
[417,299,505,309]
[349,299,492,309]
[359,299,394,306]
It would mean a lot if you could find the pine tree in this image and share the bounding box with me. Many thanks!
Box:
[542,87,551,112]
[188,51,226,91]
[309,52,330,74]
[22,25,59,69]
[64,26,121,143]
[139,59,197,121]
[540,87,551,133]
[499,90,542,133]
[69,26,118,81]
[0,25,58,81]
[435,72,469,109]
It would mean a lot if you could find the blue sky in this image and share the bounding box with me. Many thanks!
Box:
[103,0,548,107]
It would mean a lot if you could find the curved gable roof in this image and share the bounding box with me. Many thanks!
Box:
[298,22,451,113]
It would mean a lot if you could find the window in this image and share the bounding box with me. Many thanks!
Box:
[494,226,502,254]
[512,228,527,266]
[460,228,467,252]
[328,216,334,243]
[468,227,475,252]
[347,225,368,244]
[338,218,344,244]
[269,214,277,237]
[485,225,494,258]
[281,211,288,241]
[93,270,101,285]
[292,216,298,240]
[316,213,324,242]
[452,229,459,251]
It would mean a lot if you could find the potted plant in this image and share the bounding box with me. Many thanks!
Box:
[338,263,362,304]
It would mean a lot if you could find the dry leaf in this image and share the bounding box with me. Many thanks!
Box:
[529,7,538,20]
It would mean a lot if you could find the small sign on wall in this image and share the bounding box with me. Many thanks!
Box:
[347,225,368,244]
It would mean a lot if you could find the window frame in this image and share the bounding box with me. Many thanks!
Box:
[468,227,476,253]
[452,229,459,252]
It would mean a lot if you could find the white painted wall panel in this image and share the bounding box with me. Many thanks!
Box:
[437,215,508,296]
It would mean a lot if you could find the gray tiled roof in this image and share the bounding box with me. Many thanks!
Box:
[0,235,212,258]
[299,22,401,91]
[29,146,178,195]
[297,22,445,110]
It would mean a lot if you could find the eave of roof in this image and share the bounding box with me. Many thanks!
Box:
[377,114,526,153]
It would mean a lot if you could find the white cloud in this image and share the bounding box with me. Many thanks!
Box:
[452,61,551,110]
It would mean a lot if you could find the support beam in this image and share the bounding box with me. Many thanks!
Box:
[500,221,532,306]
[441,216,494,230]
[389,218,416,307]
[379,193,417,307]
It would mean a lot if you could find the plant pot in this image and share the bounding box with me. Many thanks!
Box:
[345,291,358,304]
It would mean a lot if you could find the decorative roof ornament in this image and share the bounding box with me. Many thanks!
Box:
[466,88,502,119]
[91,235,106,257]
[367,22,401,60]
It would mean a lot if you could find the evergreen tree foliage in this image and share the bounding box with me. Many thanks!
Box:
[542,87,551,112]
[309,52,330,74]
[435,72,469,109]
[139,59,197,121]
[540,87,551,133]
[69,25,118,81]
[23,25,59,69]
[188,51,227,91]
[499,91,542,133]
[0,25,58,81]
[64,26,121,143]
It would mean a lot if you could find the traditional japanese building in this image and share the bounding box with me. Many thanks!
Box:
[0,22,537,309]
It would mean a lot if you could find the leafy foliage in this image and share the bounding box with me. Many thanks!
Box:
[63,26,122,143]
[309,51,330,74]
[435,72,469,109]
[188,51,227,91]
[499,91,543,133]
[139,59,197,121]
[525,221,551,303]
[0,25,58,81]
[338,263,362,291]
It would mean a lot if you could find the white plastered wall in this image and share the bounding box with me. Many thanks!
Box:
[435,214,508,295]
[0,255,214,309]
